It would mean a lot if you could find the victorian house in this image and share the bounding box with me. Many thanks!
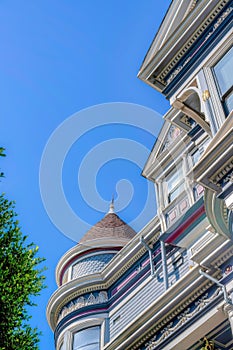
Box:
[47,0,233,349]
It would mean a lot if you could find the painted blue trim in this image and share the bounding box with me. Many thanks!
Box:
[54,305,108,343]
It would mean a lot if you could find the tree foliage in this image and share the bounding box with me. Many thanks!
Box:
[0,152,46,349]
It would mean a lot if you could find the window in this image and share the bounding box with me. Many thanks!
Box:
[73,326,100,350]
[191,149,202,165]
[166,165,184,203]
[213,46,233,115]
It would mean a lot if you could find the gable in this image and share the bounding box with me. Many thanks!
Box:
[158,124,182,155]
[142,111,183,180]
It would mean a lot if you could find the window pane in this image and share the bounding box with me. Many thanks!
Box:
[73,327,100,350]
[225,92,233,114]
[167,166,183,193]
[166,165,184,203]
[168,182,185,203]
[192,149,201,165]
[214,46,233,96]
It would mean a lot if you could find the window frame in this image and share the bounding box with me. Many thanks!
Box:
[200,38,233,130]
[72,326,100,350]
[212,45,233,116]
[164,163,185,206]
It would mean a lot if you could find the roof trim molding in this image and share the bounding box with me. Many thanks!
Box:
[138,0,232,94]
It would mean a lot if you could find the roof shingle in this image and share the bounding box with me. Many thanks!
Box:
[79,213,136,244]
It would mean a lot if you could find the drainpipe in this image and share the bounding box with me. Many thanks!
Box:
[161,240,169,290]
[140,237,169,291]
[140,236,155,276]
[199,269,233,305]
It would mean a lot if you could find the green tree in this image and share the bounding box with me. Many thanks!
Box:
[0,152,46,349]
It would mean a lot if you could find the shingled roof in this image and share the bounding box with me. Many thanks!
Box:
[79,212,137,244]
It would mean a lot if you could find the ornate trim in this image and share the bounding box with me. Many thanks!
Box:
[144,288,221,349]
[159,125,182,153]
[129,280,213,350]
[53,238,161,325]
[212,245,233,269]
[57,291,108,324]
[149,1,232,87]
[165,4,232,84]
[209,156,233,187]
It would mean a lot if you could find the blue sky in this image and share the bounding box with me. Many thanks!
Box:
[1,1,171,349]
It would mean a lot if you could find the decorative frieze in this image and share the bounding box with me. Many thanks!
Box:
[129,281,213,350]
[57,291,108,324]
[209,157,233,187]
[144,287,221,350]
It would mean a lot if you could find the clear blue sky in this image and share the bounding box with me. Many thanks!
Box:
[1,1,171,349]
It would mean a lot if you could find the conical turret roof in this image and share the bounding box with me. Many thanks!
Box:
[79,206,136,244]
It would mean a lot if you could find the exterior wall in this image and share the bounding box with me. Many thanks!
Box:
[47,1,233,349]
[52,245,190,349]
[109,250,189,341]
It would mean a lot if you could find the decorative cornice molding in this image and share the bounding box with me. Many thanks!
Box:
[209,156,233,187]
[139,0,232,94]
[161,3,232,86]
[57,291,108,324]
[125,279,214,350]
[212,245,233,269]
[144,287,221,350]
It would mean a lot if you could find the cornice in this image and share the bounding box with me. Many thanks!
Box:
[211,243,233,269]
[160,1,231,86]
[138,0,232,93]
[132,287,222,350]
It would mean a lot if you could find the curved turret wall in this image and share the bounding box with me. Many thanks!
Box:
[71,252,116,279]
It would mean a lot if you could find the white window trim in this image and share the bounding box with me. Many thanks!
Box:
[203,40,233,127]
[60,317,106,350]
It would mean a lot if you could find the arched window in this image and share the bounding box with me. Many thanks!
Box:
[73,326,100,350]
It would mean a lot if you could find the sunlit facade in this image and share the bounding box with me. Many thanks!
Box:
[47,1,233,349]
